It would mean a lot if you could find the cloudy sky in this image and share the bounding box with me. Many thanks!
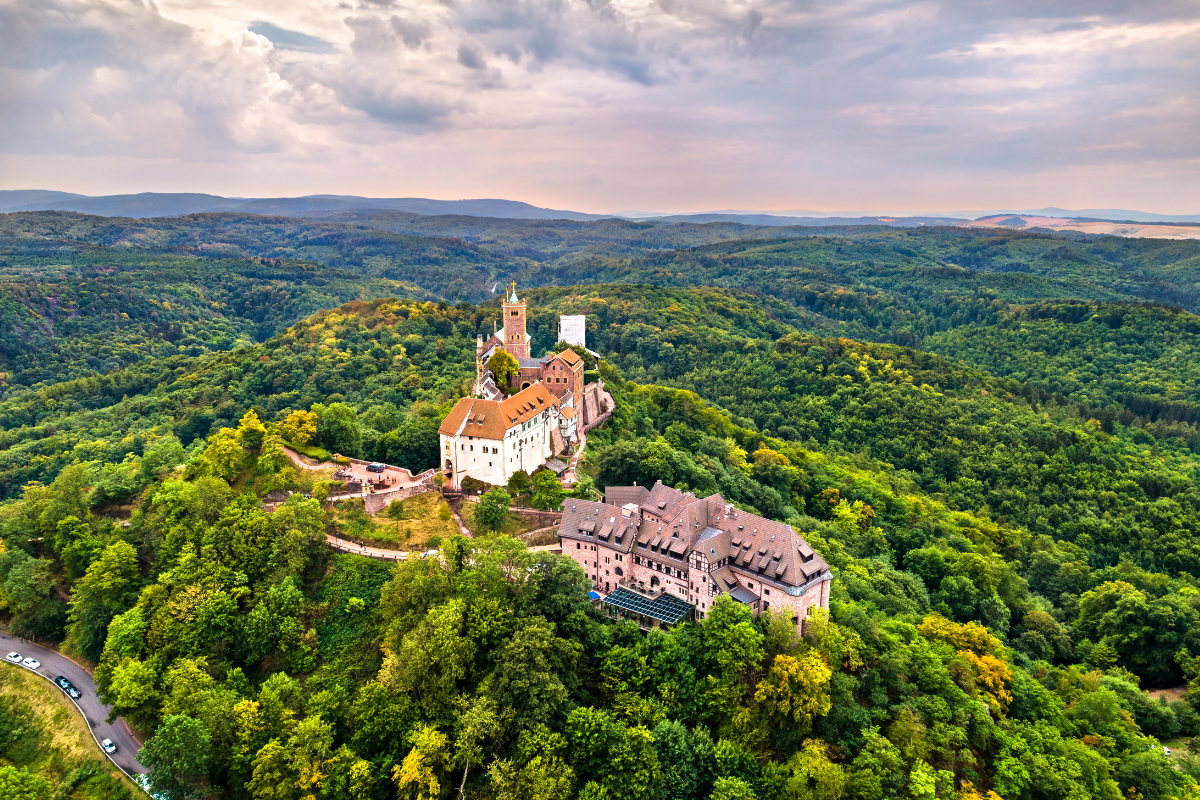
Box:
[1,0,1197,214]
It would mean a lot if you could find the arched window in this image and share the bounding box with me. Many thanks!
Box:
[614,567,623,577]
[650,576,660,587]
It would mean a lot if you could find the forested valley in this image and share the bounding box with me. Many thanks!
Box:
[2,209,1200,800]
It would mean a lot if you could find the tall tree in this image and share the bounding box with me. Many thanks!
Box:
[139,714,211,800]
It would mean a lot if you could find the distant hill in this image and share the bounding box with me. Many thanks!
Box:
[641,213,966,227]
[0,190,607,221]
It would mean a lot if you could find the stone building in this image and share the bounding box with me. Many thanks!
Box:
[438,383,567,490]
[557,481,832,630]
[473,282,605,435]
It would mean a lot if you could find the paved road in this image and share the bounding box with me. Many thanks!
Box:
[0,630,146,777]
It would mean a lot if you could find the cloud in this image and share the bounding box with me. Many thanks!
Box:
[0,0,1196,211]
[248,21,335,53]
[457,42,486,70]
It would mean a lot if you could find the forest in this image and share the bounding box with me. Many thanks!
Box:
[1,209,1200,800]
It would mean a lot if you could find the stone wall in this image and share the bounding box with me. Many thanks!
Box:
[511,507,563,528]
[364,485,437,516]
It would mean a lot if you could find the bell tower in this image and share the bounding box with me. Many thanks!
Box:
[501,281,529,359]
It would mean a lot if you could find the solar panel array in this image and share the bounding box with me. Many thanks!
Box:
[601,587,694,624]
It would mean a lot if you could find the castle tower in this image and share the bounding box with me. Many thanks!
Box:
[501,281,530,359]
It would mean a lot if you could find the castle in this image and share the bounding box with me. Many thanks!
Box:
[439,283,605,490]
[558,482,832,631]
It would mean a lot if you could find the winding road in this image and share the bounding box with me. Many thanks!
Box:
[0,630,146,779]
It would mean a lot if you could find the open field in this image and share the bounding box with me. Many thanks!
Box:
[330,490,457,549]
[458,497,541,538]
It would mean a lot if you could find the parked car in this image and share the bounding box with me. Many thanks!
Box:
[22,657,40,670]
[1165,747,1172,756]
[366,462,386,473]
[56,676,82,698]
[101,738,118,754]
[4,652,20,664]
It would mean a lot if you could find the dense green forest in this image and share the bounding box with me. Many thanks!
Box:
[0,246,421,390]
[926,303,1200,430]
[5,211,1200,319]
[3,210,1200,799]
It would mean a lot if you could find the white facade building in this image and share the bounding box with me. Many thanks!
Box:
[438,383,567,489]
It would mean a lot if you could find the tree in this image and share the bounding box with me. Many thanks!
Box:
[238,409,268,453]
[68,540,140,661]
[105,656,160,729]
[314,402,362,457]
[473,488,511,532]
[531,470,565,511]
[246,739,299,800]
[392,724,450,800]
[289,714,335,799]
[453,695,499,797]
[783,739,846,800]
[0,765,52,800]
[605,724,660,800]
[507,470,531,496]
[754,651,833,739]
[487,617,581,731]
[351,682,415,761]
[375,416,440,472]
[488,350,520,389]
[256,435,293,479]
[0,550,53,615]
[200,428,246,481]
[280,410,318,446]
[139,714,211,800]
[710,776,756,800]
[139,434,186,482]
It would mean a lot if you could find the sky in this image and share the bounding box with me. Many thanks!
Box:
[1,0,1198,215]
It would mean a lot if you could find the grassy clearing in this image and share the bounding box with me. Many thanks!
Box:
[284,441,332,462]
[0,663,139,799]
[330,490,458,550]
[459,497,539,537]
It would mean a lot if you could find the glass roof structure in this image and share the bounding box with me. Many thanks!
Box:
[602,588,694,624]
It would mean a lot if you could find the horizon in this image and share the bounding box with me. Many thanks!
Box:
[1,188,1197,222]
[2,1,1198,213]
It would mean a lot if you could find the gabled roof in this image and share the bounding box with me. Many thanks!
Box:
[605,485,649,507]
[552,348,583,367]
[641,481,693,519]
[439,383,559,439]
[571,485,831,593]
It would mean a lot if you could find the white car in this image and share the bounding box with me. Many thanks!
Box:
[1164,747,1172,756]
[21,657,40,670]
[101,738,118,754]
[4,652,20,664]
